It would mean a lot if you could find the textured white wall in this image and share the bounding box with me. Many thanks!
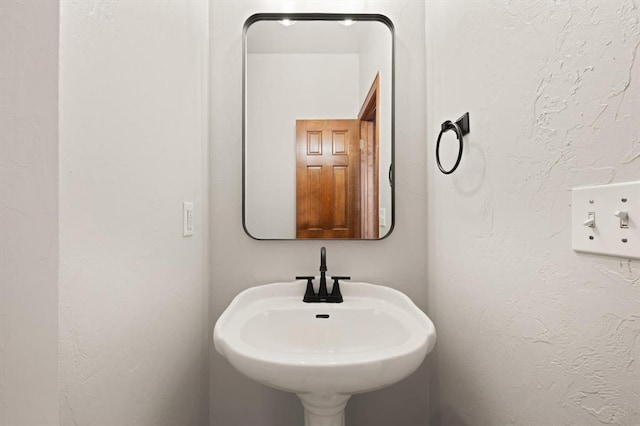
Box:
[425,1,640,425]
[59,1,209,424]
[210,1,430,425]
[247,53,360,238]
[0,1,59,424]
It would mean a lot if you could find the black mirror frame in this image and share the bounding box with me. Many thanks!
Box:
[242,13,395,241]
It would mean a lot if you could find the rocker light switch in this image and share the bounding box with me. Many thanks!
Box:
[572,181,639,259]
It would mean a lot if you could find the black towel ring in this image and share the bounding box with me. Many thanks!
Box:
[436,112,470,175]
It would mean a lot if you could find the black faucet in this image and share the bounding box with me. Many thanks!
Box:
[318,247,328,298]
[296,247,349,303]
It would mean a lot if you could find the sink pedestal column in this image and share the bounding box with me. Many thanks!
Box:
[297,394,351,426]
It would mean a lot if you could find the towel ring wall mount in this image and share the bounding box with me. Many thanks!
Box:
[436,112,470,175]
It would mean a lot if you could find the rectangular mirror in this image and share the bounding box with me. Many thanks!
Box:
[243,13,394,240]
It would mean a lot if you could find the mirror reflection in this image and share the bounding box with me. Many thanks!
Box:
[244,14,394,239]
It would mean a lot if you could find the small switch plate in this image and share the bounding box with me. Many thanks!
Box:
[183,201,194,237]
[379,208,386,227]
[572,181,639,259]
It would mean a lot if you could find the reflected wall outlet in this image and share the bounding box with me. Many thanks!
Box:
[183,201,194,237]
[572,181,639,259]
[379,208,386,227]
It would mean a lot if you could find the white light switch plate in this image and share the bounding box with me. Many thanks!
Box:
[572,181,639,259]
[183,201,194,237]
[379,208,386,227]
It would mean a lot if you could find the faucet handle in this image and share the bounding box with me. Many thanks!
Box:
[329,276,350,302]
[296,276,317,302]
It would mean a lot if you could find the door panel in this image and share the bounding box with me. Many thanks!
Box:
[332,165,348,229]
[306,166,322,230]
[296,119,360,238]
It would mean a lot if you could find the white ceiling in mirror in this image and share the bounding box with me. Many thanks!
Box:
[243,15,394,240]
[247,20,385,54]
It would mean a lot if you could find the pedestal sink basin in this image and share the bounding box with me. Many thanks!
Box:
[213,280,436,426]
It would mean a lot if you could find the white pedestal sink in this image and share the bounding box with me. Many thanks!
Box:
[213,281,436,426]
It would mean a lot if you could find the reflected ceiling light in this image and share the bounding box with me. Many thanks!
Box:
[279,18,296,27]
[340,19,355,26]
